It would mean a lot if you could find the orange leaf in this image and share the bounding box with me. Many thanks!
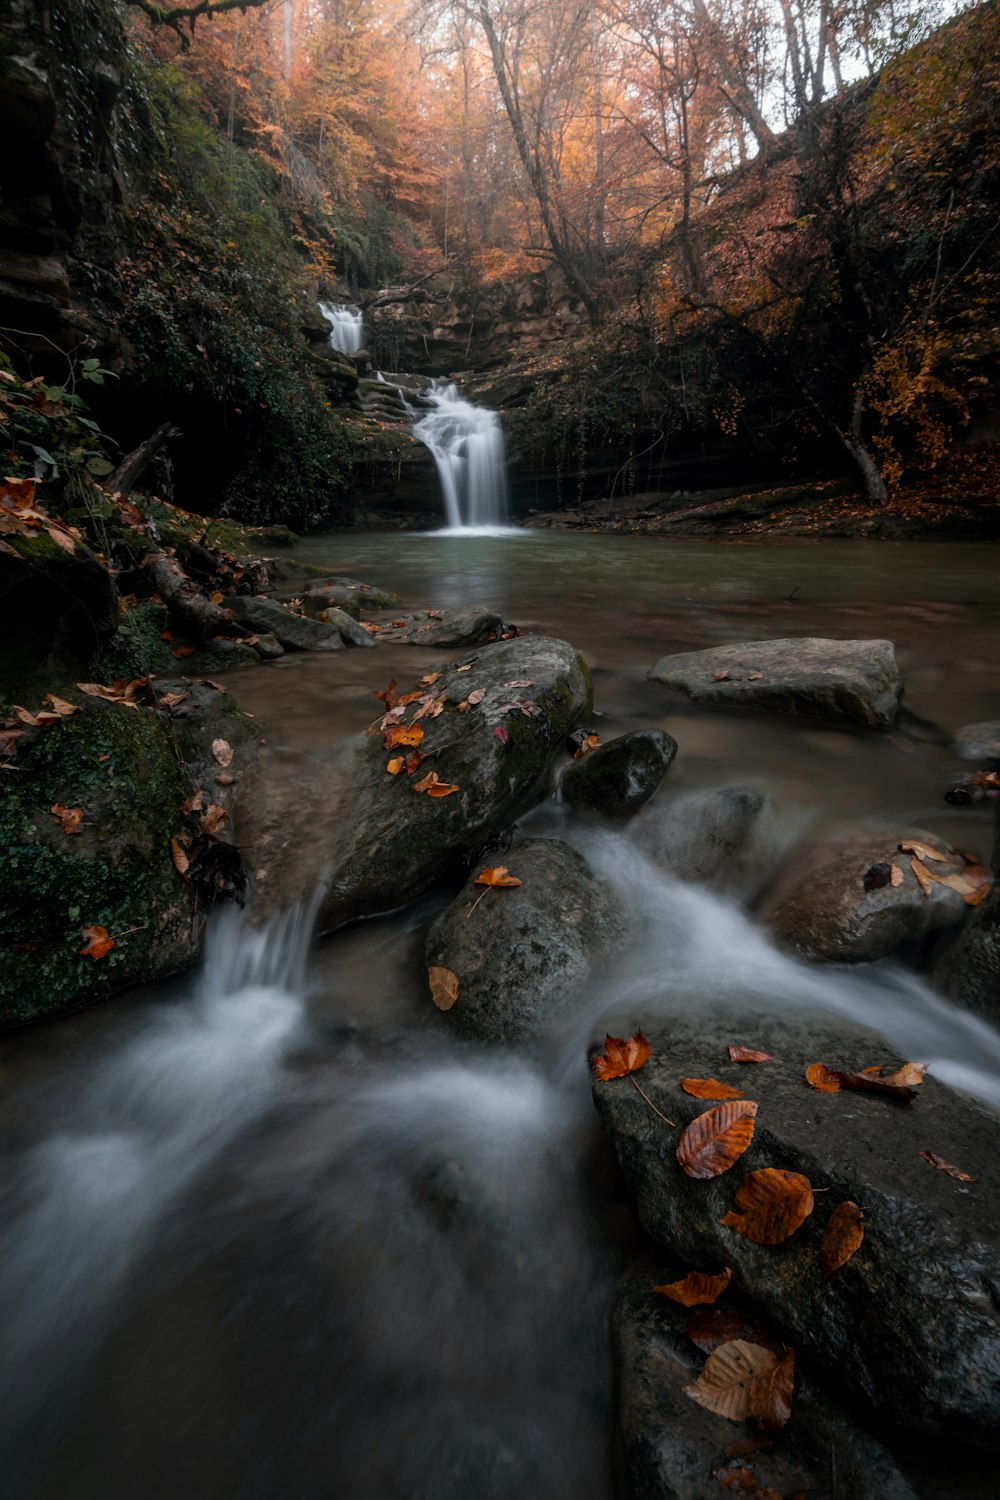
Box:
[384,723,425,750]
[805,1062,842,1092]
[428,964,460,1011]
[749,1348,795,1433]
[676,1100,759,1180]
[170,836,191,877]
[910,857,935,897]
[374,679,397,707]
[78,924,115,960]
[881,1061,926,1088]
[820,1202,865,1276]
[182,789,207,814]
[172,645,196,659]
[386,756,405,775]
[200,804,228,836]
[412,771,459,797]
[593,1031,652,1081]
[473,865,522,888]
[573,732,601,759]
[653,1267,732,1307]
[50,802,84,834]
[806,1061,915,1103]
[728,1045,773,1063]
[899,839,948,863]
[682,1078,746,1100]
[920,1151,978,1183]
[721,1168,814,1245]
[418,672,440,687]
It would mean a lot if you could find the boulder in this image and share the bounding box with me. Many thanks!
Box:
[934,805,1000,1020]
[560,729,677,819]
[425,837,626,1044]
[633,786,785,899]
[315,606,376,648]
[592,1016,1000,1444]
[319,635,592,930]
[766,828,969,963]
[0,530,117,695]
[648,638,903,728]
[376,606,506,648]
[954,721,1000,761]
[613,1264,918,1500]
[228,595,343,651]
[302,576,404,619]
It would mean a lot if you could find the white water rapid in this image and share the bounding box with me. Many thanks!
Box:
[411,381,512,532]
[319,300,364,355]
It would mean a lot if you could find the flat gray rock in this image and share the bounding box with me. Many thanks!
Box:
[426,837,626,1044]
[593,1015,1000,1443]
[319,635,592,930]
[560,729,677,819]
[648,638,903,727]
[229,595,343,651]
[375,606,506,648]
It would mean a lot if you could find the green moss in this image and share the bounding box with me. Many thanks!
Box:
[91,601,173,680]
[0,699,196,1024]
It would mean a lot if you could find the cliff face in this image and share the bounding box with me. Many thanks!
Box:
[0,0,129,369]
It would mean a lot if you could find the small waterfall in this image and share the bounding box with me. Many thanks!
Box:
[411,381,511,531]
[319,301,364,355]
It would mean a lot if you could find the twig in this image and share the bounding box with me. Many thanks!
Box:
[629,1074,676,1127]
[466,885,493,919]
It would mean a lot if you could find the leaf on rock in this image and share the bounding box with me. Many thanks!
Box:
[653,1267,732,1307]
[494,726,510,745]
[51,803,83,834]
[384,723,424,750]
[881,1061,926,1087]
[43,693,79,717]
[182,789,207,814]
[899,840,948,864]
[805,1062,842,1093]
[200,804,228,836]
[592,1031,652,1082]
[677,1100,759,1180]
[890,861,905,887]
[747,672,765,682]
[712,672,731,683]
[687,1307,773,1354]
[685,1340,778,1422]
[920,1151,978,1183]
[428,965,460,1011]
[386,756,405,775]
[170,836,191,877]
[749,1349,795,1433]
[682,1078,747,1100]
[78,678,148,708]
[503,680,534,688]
[820,1202,865,1276]
[78,924,115,960]
[910,856,936,898]
[212,738,234,767]
[458,687,486,712]
[473,865,522,888]
[156,691,190,710]
[721,1168,814,1245]
[418,673,440,687]
[728,1046,773,1063]
[805,1060,916,1103]
[412,771,459,797]
[455,663,473,673]
[573,732,601,759]
[172,645,196,659]
[374,678,397,707]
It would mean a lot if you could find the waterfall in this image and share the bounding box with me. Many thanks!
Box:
[319,301,364,356]
[411,381,511,531]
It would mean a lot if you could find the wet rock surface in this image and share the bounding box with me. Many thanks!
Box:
[648,638,903,727]
[560,729,677,819]
[374,606,507,648]
[765,828,969,963]
[954,721,1000,761]
[613,1264,918,1500]
[319,635,593,930]
[426,837,627,1044]
[301,576,403,619]
[633,785,785,898]
[228,595,345,651]
[593,1016,1000,1444]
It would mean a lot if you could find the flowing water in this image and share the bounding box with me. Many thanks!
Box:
[410,382,512,532]
[2,532,999,1497]
[318,301,364,356]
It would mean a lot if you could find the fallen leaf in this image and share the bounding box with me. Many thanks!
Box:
[820,1202,865,1276]
[455,663,473,673]
[920,1151,978,1183]
[182,789,207,814]
[685,1340,778,1422]
[713,1465,759,1491]
[170,836,190,877]
[200,804,228,835]
[687,1307,773,1354]
[728,1046,773,1063]
[805,1061,916,1103]
[374,679,397,706]
[201,679,227,693]
[172,645,196,659]
[384,723,424,750]
[881,1061,926,1087]
[677,1100,759,1180]
[78,925,115,960]
[77,678,148,706]
[160,628,175,642]
[721,1168,814,1245]
[503,680,534,688]
[156,691,190,710]
[573,732,601,759]
[749,1349,795,1433]
[682,1078,747,1100]
[386,756,405,775]
[396,691,425,708]
[428,965,460,1011]
[458,688,486,712]
[805,1062,842,1093]
[863,861,892,892]
[712,672,731,683]
[910,856,936,898]
[494,726,510,745]
[593,1031,652,1082]
[890,861,905,887]
[215,772,235,787]
[653,1267,732,1307]
[51,803,83,834]
[412,771,459,797]
[212,739,233,767]
[899,840,948,863]
[418,673,441,687]
[42,693,79,717]
[473,865,522,888]
[747,672,765,681]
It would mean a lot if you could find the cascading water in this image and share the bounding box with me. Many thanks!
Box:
[411,381,511,532]
[319,300,364,356]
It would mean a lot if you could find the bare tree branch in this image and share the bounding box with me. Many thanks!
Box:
[126,0,268,48]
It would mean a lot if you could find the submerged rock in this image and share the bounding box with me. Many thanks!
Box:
[954,721,1000,761]
[425,837,626,1044]
[593,1016,1000,1444]
[633,785,785,898]
[648,638,903,727]
[765,828,968,963]
[319,635,592,930]
[560,729,677,818]
[613,1264,918,1500]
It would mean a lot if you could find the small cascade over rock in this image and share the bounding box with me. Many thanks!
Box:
[319,301,364,355]
[410,381,510,531]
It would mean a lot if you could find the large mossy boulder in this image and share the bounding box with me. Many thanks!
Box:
[319,635,592,931]
[425,837,626,1044]
[593,1016,1000,1445]
[0,698,200,1024]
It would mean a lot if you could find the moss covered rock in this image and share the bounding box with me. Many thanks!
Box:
[0,530,118,696]
[560,728,677,818]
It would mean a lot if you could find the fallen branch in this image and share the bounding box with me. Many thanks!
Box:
[106,423,181,499]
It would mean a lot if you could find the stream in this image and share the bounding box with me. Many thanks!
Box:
[1,531,999,1497]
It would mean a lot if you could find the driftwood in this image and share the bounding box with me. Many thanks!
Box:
[144,553,245,641]
[106,422,181,498]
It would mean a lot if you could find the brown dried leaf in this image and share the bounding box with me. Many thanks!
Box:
[418,673,441,687]
[170,836,190,878]
[805,1062,842,1093]
[687,1307,773,1354]
[384,723,424,750]
[881,1062,926,1087]
[677,1100,759,1180]
[51,803,84,834]
[428,964,460,1011]
[806,1061,917,1102]
[653,1267,732,1307]
[728,1046,773,1063]
[386,756,405,775]
[899,840,949,864]
[593,1031,652,1082]
[412,771,459,797]
[573,732,601,759]
[682,1078,747,1100]
[200,804,229,836]
[78,924,115,960]
[820,1202,865,1277]
[212,738,234,767]
[43,693,79,717]
[749,1348,795,1433]
[685,1340,778,1422]
[920,1151,978,1183]
[721,1168,814,1245]
[473,865,522,888]
[182,789,207,814]
[890,861,905,887]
